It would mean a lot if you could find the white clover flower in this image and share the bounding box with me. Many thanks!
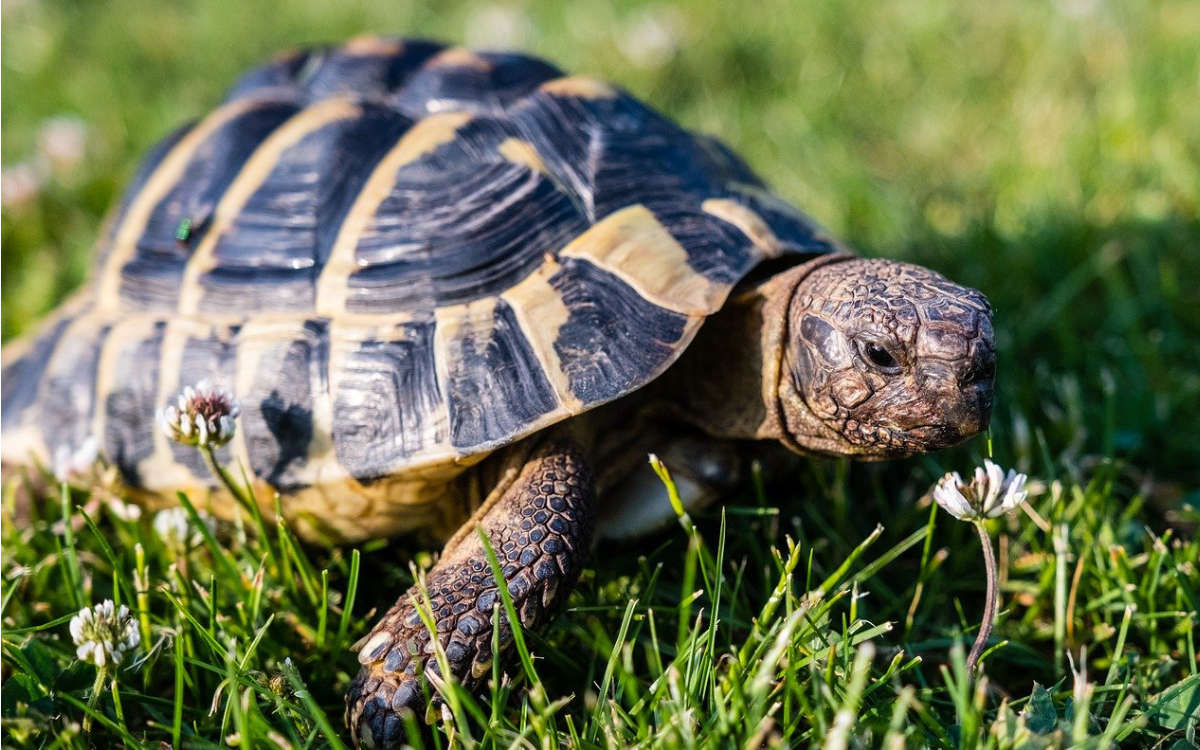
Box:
[617,7,685,69]
[464,4,531,48]
[933,459,1028,521]
[1,162,43,208]
[69,600,140,668]
[52,436,99,480]
[157,379,240,448]
[153,506,215,549]
[106,499,143,522]
[37,116,89,173]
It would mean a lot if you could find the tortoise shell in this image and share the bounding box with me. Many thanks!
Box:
[2,37,835,515]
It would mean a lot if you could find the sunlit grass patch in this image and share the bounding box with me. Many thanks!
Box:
[2,450,1195,747]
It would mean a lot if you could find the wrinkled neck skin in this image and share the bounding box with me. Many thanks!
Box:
[662,253,855,453]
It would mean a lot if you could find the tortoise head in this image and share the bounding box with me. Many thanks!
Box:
[776,257,995,459]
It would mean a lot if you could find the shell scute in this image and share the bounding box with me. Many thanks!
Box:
[548,257,691,405]
[100,320,168,487]
[437,298,559,450]
[331,316,446,480]
[508,85,760,286]
[241,319,327,490]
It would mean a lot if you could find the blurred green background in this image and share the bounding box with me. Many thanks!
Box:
[3,0,1198,482]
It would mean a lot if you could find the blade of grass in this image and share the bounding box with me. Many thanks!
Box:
[589,596,638,743]
[335,548,361,650]
[58,484,85,611]
[280,657,349,750]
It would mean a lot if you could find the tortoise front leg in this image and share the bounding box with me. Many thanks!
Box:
[345,439,595,747]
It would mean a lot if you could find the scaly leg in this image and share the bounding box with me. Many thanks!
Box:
[345,439,595,747]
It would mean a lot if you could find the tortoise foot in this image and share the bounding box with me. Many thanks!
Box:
[345,440,594,748]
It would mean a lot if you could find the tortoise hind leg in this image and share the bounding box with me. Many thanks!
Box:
[346,439,595,747]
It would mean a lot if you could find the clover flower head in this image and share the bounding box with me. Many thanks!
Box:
[69,600,140,668]
[106,499,143,522]
[933,459,1028,521]
[153,506,215,548]
[157,379,239,447]
[38,116,89,173]
[52,436,99,481]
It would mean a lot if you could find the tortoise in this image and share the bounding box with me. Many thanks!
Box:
[1,36,996,746]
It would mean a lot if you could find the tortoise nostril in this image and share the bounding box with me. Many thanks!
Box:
[960,352,996,387]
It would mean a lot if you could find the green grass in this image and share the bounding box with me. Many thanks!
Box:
[3,0,1199,747]
[3,448,1197,747]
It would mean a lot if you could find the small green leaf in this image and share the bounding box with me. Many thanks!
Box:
[0,673,34,712]
[53,659,94,693]
[1022,682,1057,734]
[20,639,60,686]
[1143,673,1200,732]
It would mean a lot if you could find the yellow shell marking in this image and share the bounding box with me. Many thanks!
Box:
[340,35,406,57]
[727,181,845,253]
[314,111,474,316]
[702,198,783,258]
[539,76,618,100]
[426,47,493,71]
[96,97,275,310]
[176,97,363,314]
[559,204,724,316]
[89,316,163,466]
[499,258,582,413]
[497,138,548,174]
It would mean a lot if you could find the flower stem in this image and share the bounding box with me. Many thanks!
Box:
[83,666,106,732]
[200,445,251,508]
[968,519,999,673]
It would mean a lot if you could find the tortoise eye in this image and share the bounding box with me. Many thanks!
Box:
[861,341,900,371]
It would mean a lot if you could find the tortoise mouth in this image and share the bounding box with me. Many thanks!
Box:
[834,368,995,459]
[815,373,994,459]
